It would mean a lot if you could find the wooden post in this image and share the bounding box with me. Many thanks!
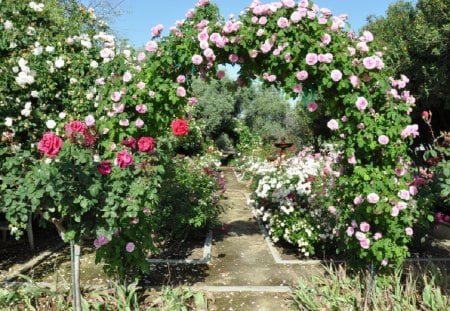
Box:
[26,214,34,251]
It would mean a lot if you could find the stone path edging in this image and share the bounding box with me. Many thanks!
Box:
[147,229,212,265]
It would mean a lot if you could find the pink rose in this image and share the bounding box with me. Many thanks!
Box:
[125,242,135,252]
[307,102,318,112]
[171,119,189,136]
[145,40,158,52]
[405,227,413,236]
[38,132,63,157]
[115,150,134,168]
[176,86,186,97]
[176,75,186,83]
[330,69,342,82]
[192,54,203,65]
[360,238,370,249]
[360,222,370,232]
[137,136,156,153]
[305,53,318,65]
[296,70,308,81]
[135,104,147,114]
[277,17,289,28]
[367,193,380,204]
[378,135,389,145]
[327,119,339,131]
[355,97,368,111]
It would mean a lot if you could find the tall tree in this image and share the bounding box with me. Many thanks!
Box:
[364,0,450,133]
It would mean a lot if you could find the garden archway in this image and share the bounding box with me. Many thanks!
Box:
[144,0,420,269]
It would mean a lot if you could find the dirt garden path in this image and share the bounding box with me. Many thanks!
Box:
[144,167,324,310]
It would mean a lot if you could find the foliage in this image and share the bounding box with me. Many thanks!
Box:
[422,111,450,213]
[292,264,450,311]
[156,154,224,239]
[191,76,240,143]
[365,0,450,132]
[234,118,262,155]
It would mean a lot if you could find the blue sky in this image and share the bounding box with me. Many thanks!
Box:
[97,0,416,47]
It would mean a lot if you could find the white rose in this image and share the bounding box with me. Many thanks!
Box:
[5,118,13,127]
[45,46,54,53]
[54,57,64,68]
[58,112,66,119]
[90,60,98,68]
[31,90,39,98]
[4,20,13,30]
[46,119,56,129]
[21,108,31,117]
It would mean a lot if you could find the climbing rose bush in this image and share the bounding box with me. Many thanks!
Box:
[165,0,430,270]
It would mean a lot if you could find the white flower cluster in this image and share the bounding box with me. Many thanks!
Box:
[15,58,35,87]
[29,2,45,12]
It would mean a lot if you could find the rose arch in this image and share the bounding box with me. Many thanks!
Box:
[133,0,421,270]
[0,0,425,281]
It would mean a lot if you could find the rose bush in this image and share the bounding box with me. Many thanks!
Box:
[248,147,340,257]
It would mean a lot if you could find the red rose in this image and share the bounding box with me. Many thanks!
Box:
[98,160,112,175]
[38,132,63,157]
[121,137,137,149]
[137,136,156,153]
[115,150,133,168]
[171,119,189,136]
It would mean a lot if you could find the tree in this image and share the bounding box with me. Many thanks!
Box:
[364,0,450,134]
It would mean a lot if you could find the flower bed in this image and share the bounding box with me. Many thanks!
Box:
[247,147,340,258]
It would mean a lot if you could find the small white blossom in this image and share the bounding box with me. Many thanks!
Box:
[58,112,66,119]
[46,119,56,129]
[4,20,13,30]
[54,57,65,68]
[5,117,13,127]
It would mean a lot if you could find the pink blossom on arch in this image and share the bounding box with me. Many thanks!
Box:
[296,70,308,81]
[229,54,239,63]
[307,102,318,112]
[363,56,377,70]
[145,40,158,53]
[367,193,379,204]
[378,135,389,145]
[398,189,410,201]
[354,196,364,205]
[151,24,164,37]
[198,30,209,42]
[290,11,303,23]
[355,96,368,111]
[192,54,203,65]
[327,119,339,131]
[135,119,144,128]
[373,232,382,240]
[261,39,273,54]
[136,81,145,90]
[281,0,296,8]
[137,52,146,62]
[321,33,331,45]
[293,84,302,93]
[176,75,186,83]
[346,226,354,237]
[249,49,258,58]
[391,206,399,217]
[360,222,370,233]
[135,104,147,114]
[360,238,370,249]
[125,242,135,252]
[277,17,289,28]
[362,30,374,42]
[330,69,342,82]
[284,53,292,63]
[176,86,186,97]
[348,154,356,165]
[305,53,318,65]
[405,227,413,236]
[217,70,226,79]
[349,74,360,89]
[111,91,122,102]
[401,124,419,139]
[299,0,309,8]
